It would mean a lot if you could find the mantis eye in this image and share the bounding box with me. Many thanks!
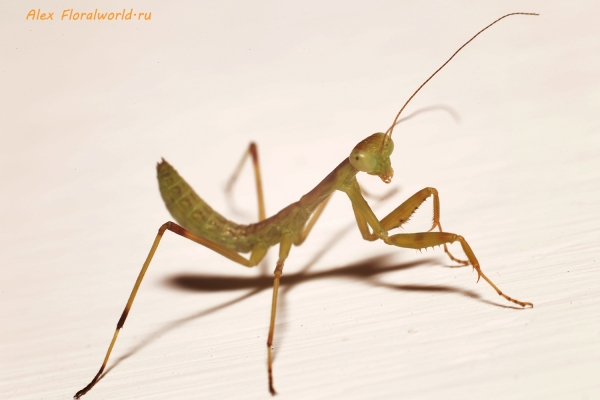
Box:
[349,150,377,173]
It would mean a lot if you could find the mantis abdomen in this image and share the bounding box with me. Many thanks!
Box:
[157,159,256,253]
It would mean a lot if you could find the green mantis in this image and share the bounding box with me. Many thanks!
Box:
[74,12,537,398]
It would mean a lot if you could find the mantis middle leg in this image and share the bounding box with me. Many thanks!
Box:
[266,233,293,395]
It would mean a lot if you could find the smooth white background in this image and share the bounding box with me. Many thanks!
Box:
[1,1,599,399]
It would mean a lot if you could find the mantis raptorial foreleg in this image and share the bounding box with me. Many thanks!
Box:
[352,186,468,264]
[380,187,470,265]
[74,221,266,399]
[388,232,532,307]
[346,183,532,308]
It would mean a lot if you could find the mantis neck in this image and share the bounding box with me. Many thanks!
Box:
[299,158,358,211]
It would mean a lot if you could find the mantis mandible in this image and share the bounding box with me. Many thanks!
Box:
[74,12,537,398]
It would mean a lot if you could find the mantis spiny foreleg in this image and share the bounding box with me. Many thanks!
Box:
[345,183,532,308]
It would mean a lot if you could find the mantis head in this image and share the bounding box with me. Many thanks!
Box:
[349,133,394,183]
[348,13,539,186]
[349,14,538,187]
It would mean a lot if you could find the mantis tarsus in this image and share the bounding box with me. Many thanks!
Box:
[74,12,537,398]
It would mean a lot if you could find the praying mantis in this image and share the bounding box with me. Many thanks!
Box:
[74,12,537,398]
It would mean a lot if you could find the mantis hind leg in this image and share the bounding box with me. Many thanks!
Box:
[225,142,267,221]
[388,232,533,308]
[74,222,263,399]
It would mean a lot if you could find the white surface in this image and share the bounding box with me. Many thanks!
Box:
[1,1,599,399]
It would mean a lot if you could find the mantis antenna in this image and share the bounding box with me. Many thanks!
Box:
[383,12,539,145]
